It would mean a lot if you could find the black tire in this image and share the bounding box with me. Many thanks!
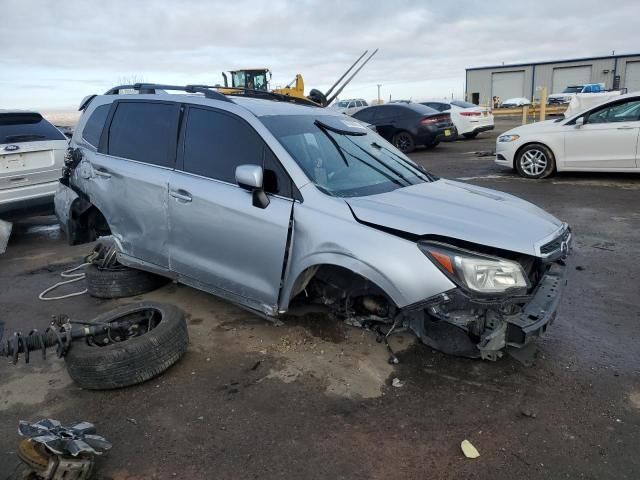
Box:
[65,302,188,390]
[392,131,416,153]
[85,264,169,299]
[515,143,556,179]
[463,132,478,139]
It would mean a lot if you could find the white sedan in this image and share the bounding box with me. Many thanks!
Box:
[421,100,494,138]
[500,97,532,108]
[495,93,640,179]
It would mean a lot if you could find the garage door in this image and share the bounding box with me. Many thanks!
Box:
[551,66,592,93]
[491,71,525,101]
[624,61,640,93]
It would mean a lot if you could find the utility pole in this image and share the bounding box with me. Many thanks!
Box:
[377,84,382,104]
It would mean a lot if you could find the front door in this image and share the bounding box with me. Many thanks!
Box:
[564,98,640,169]
[168,106,294,313]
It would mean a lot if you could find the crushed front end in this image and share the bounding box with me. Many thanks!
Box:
[406,226,571,363]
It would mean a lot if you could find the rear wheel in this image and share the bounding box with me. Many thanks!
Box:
[392,131,415,153]
[424,139,440,150]
[463,131,478,139]
[515,143,556,179]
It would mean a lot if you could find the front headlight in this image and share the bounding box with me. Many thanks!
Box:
[497,134,520,143]
[419,242,529,295]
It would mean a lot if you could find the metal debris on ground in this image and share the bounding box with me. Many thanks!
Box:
[17,418,111,479]
[460,439,480,459]
[0,219,12,254]
[391,377,404,388]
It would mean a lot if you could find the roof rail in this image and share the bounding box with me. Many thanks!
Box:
[104,83,233,103]
[211,86,319,106]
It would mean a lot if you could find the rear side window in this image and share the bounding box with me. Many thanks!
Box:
[82,104,110,147]
[182,107,293,197]
[107,102,178,167]
[0,113,66,144]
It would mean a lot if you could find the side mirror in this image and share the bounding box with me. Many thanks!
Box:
[235,164,270,209]
[575,117,585,128]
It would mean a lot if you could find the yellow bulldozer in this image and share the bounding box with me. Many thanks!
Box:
[219,49,378,107]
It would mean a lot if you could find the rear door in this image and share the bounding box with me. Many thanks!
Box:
[168,106,294,312]
[0,113,67,192]
[89,100,180,267]
[563,98,640,169]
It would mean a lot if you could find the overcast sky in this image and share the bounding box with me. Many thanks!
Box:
[1,0,639,110]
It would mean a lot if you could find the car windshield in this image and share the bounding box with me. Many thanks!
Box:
[451,100,477,108]
[562,86,582,93]
[262,115,435,197]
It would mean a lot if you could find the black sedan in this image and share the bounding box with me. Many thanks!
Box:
[352,103,456,153]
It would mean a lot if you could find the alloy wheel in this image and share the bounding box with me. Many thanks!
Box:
[520,149,548,176]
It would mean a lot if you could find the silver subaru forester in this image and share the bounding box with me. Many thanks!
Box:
[55,84,571,362]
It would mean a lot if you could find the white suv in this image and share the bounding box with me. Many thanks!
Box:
[0,111,68,218]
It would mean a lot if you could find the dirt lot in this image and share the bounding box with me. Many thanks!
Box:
[1,118,639,479]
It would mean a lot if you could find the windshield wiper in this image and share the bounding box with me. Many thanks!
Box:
[345,136,417,185]
[316,124,349,167]
[370,141,435,181]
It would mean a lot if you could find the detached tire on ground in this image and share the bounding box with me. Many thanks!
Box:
[85,264,168,299]
[65,302,188,390]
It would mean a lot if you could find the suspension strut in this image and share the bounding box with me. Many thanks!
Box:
[0,316,128,365]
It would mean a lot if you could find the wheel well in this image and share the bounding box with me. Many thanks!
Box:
[514,142,557,171]
[288,264,397,314]
[68,200,111,245]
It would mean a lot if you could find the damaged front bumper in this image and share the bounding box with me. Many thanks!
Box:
[407,261,568,362]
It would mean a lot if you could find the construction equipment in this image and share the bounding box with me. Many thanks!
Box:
[219,49,378,107]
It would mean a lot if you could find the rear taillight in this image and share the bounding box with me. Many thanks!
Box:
[420,114,449,125]
[460,111,482,117]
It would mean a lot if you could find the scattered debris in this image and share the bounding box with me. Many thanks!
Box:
[461,439,480,459]
[575,266,585,271]
[126,418,138,425]
[391,377,404,388]
[521,409,537,419]
[251,360,262,371]
[17,418,111,479]
[0,219,11,254]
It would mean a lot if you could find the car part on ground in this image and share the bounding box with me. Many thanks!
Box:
[0,218,11,253]
[17,418,111,480]
[65,302,188,389]
[1,302,188,388]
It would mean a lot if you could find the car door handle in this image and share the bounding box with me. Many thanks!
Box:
[94,168,111,179]
[170,189,192,203]
[617,126,635,130]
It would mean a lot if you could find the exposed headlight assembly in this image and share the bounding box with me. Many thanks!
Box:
[419,242,529,295]
[497,134,520,143]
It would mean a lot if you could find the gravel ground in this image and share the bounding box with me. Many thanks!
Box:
[1,117,639,479]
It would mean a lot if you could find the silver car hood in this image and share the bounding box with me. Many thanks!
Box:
[346,179,563,256]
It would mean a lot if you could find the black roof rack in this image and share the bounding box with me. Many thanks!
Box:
[104,83,233,103]
[103,82,320,107]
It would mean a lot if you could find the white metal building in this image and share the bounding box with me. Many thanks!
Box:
[465,53,640,105]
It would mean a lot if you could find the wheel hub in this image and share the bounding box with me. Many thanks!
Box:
[521,149,548,176]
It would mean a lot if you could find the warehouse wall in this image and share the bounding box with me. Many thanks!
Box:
[466,54,640,104]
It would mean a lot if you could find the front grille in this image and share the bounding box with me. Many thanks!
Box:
[540,228,571,256]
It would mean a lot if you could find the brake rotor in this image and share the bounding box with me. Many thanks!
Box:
[17,438,50,472]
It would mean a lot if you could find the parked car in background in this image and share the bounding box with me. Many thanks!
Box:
[0,111,68,218]
[331,98,368,115]
[496,93,640,179]
[501,97,532,108]
[352,103,456,152]
[421,100,494,139]
[56,83,571,362]
[548,83,605,105]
